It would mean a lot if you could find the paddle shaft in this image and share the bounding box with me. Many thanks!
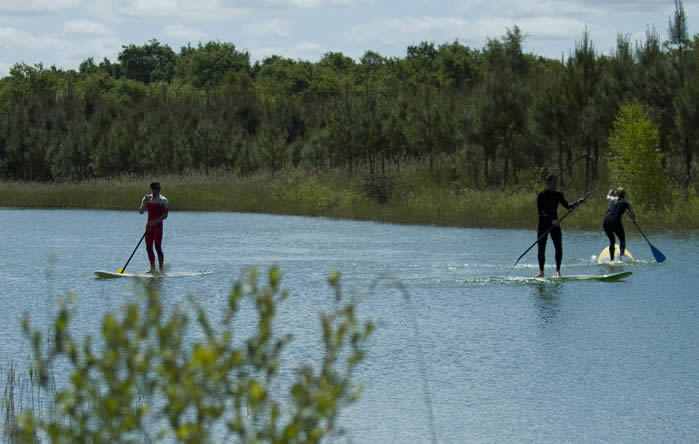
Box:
[120,232,146,274]
[630,218,666,263]
[631,219,651,244]
[514,191,592,267]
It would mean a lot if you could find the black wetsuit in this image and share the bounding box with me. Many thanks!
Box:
[536,189,576,272]
[603,194,635,260]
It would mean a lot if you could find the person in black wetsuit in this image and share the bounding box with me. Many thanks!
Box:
[603,187,636,261]
[535,174,585,278]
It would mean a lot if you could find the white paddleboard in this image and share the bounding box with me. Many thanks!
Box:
[94,270,213,279]
[597,245,634,264]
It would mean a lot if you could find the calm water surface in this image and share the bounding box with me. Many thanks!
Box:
[1,208,697,442]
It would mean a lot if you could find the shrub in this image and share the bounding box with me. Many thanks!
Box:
[607,103,666,210]
[17,268,373,443]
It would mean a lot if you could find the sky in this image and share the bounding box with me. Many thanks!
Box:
[0,0,698,78]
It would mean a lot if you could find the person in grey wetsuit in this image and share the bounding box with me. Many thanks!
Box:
[603,187,636,261]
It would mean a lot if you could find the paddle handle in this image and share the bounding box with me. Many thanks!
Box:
[120,232,146,274]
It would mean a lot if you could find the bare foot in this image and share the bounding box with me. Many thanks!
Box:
[534,272,545,278]
[554,271,562,278]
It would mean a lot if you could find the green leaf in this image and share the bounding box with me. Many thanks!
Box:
[248,380,266,401]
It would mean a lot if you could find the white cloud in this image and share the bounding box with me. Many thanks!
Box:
[480,16,590,41]
[440,0,599,16]
[64,20,112,35]
[248,0,375,8]
[347,17,472,45]
[242,18,292,38]
[0,0,80,13]
[59,36,124,69]
[347,15,593,49]
[249,46,285,62]
[436,0,671,16]
[117,0,249,20]
[286,41,325,60]
[0,26,15,41]
[0,25,122,71]
[0,26,70,52]
[161,24,207,41]
[0,62,10,77]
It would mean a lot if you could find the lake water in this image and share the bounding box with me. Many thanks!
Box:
[1,208,697,442]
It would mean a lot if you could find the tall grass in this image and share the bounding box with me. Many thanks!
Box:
[1,169,697,231]
[2,360,48,443]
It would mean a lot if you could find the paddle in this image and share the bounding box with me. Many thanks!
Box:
[117,232,146,274]
[630,219,666,263]
[513,191,592,267]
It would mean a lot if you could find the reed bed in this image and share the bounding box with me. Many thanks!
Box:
[2,360,49,443]
[1,171,696,231]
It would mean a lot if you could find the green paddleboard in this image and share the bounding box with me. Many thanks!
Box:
[531,271,632,282]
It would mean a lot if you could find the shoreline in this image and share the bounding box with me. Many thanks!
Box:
[1,173,697,232]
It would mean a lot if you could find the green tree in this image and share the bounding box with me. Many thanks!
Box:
[607,103,665,209]
[435,40,477,89]
[118,39,176,84]
[667,0,694,191]
[359,50,387,74]
[176,41,251,88]
[534,58,572,185]
[673,33,699,196]
[319,51,355,73]
[635,26,675,170]
[564,27,601,189]
[481,27,531,186]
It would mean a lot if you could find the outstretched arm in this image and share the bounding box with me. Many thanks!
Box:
[560,194,576,210]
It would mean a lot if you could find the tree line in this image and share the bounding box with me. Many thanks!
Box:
[0,1,696,198]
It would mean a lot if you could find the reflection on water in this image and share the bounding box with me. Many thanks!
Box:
[531,281,562,324]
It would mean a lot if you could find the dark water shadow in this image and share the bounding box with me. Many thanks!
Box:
[530,281,563,324]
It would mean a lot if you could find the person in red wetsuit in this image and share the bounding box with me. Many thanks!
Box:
[139,182,168,274]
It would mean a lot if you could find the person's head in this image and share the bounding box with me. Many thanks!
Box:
[545,173,558,190]
[150,182,161,194]
[616,187,626,199]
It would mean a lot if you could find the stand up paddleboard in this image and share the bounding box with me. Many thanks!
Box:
[534,271,632,282]
[510,271,633,283]
[94,270,213,279]
[596,245,634,264]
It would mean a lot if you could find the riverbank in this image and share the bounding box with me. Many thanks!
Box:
[1,170,697,231]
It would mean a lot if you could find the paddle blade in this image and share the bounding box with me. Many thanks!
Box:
[116,268,125,274]
[650,244,666,263]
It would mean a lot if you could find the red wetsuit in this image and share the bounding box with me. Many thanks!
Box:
[142,193,168,267]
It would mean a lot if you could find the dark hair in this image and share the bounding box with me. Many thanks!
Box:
[150,182,161,189]
[545,174,557,182]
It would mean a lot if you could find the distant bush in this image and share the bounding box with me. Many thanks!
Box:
[361,174,394,205]
[607,103,667,210]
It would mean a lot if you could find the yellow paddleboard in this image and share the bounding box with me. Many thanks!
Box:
[597,245,633,264]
